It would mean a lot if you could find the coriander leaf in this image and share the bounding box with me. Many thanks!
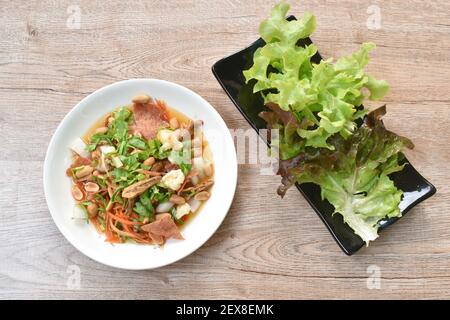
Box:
[136,173,146,180]
[112,167,129,183]
[167,149,191,173]
[113,107,132,122]
[86,144,97,152]
[148,139,161,154]
[134,202,148,216]
[148,139,169,159]
[145,185,171,203]
[87,132,112,151]
[128,136,147,150]
[170,207,184,225]
[179,162,192,176]
[110,107,131,144]
[117,140,128,155]
[133,191,154,222]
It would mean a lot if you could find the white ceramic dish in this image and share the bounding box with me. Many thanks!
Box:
[44,79,237,270]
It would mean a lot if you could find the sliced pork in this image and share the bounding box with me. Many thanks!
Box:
[141,213,183,245]
[132,98,169,139]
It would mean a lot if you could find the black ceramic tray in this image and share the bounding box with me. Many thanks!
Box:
[211,18,437,255]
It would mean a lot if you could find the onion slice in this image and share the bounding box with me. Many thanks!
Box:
[188,198,201,212]
[156,201,174,213]
[70,138,90,158]
[72,206,87,220]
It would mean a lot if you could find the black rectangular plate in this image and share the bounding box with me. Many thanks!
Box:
[211,17,437,255]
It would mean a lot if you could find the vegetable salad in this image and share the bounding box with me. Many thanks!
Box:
[67,95,214,245]
[244,2,413,244]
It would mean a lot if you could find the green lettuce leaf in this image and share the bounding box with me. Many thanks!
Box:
[245,2,413,245]
[278,106,414,244]
[244,2,389,156]
[259,2,316,44]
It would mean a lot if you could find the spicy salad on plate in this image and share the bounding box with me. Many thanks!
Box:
[67,94,214,246]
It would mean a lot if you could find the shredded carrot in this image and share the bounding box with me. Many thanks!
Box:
[109,218,147,241]
[107,211,141,226]
[104,212,121,243]
[90,217,101,233]
[177,169,199,195]
[122,224,133,234]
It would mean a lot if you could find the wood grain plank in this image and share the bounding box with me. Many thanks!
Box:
[1,0,450,299]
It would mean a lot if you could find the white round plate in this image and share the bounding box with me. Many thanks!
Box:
[44,79,237,270]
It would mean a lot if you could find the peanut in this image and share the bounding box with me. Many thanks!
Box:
[84,182,100,193]
[169,194,186,205]
[71,185,84,201]
[169,117,179,129]
[151,161,164,172]
[95,127,108,134]
[75,165,93,179]
[194,191,210,201]
[87,203,98,218]
[204,163,213,177]
[143,156,156,167]
[132,94,150,104]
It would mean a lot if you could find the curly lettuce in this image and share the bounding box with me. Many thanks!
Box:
[243,2,389,156]
[278,106,414,244]
[244,2,414,245]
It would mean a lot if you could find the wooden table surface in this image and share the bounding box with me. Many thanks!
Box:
[1,0,449,300]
